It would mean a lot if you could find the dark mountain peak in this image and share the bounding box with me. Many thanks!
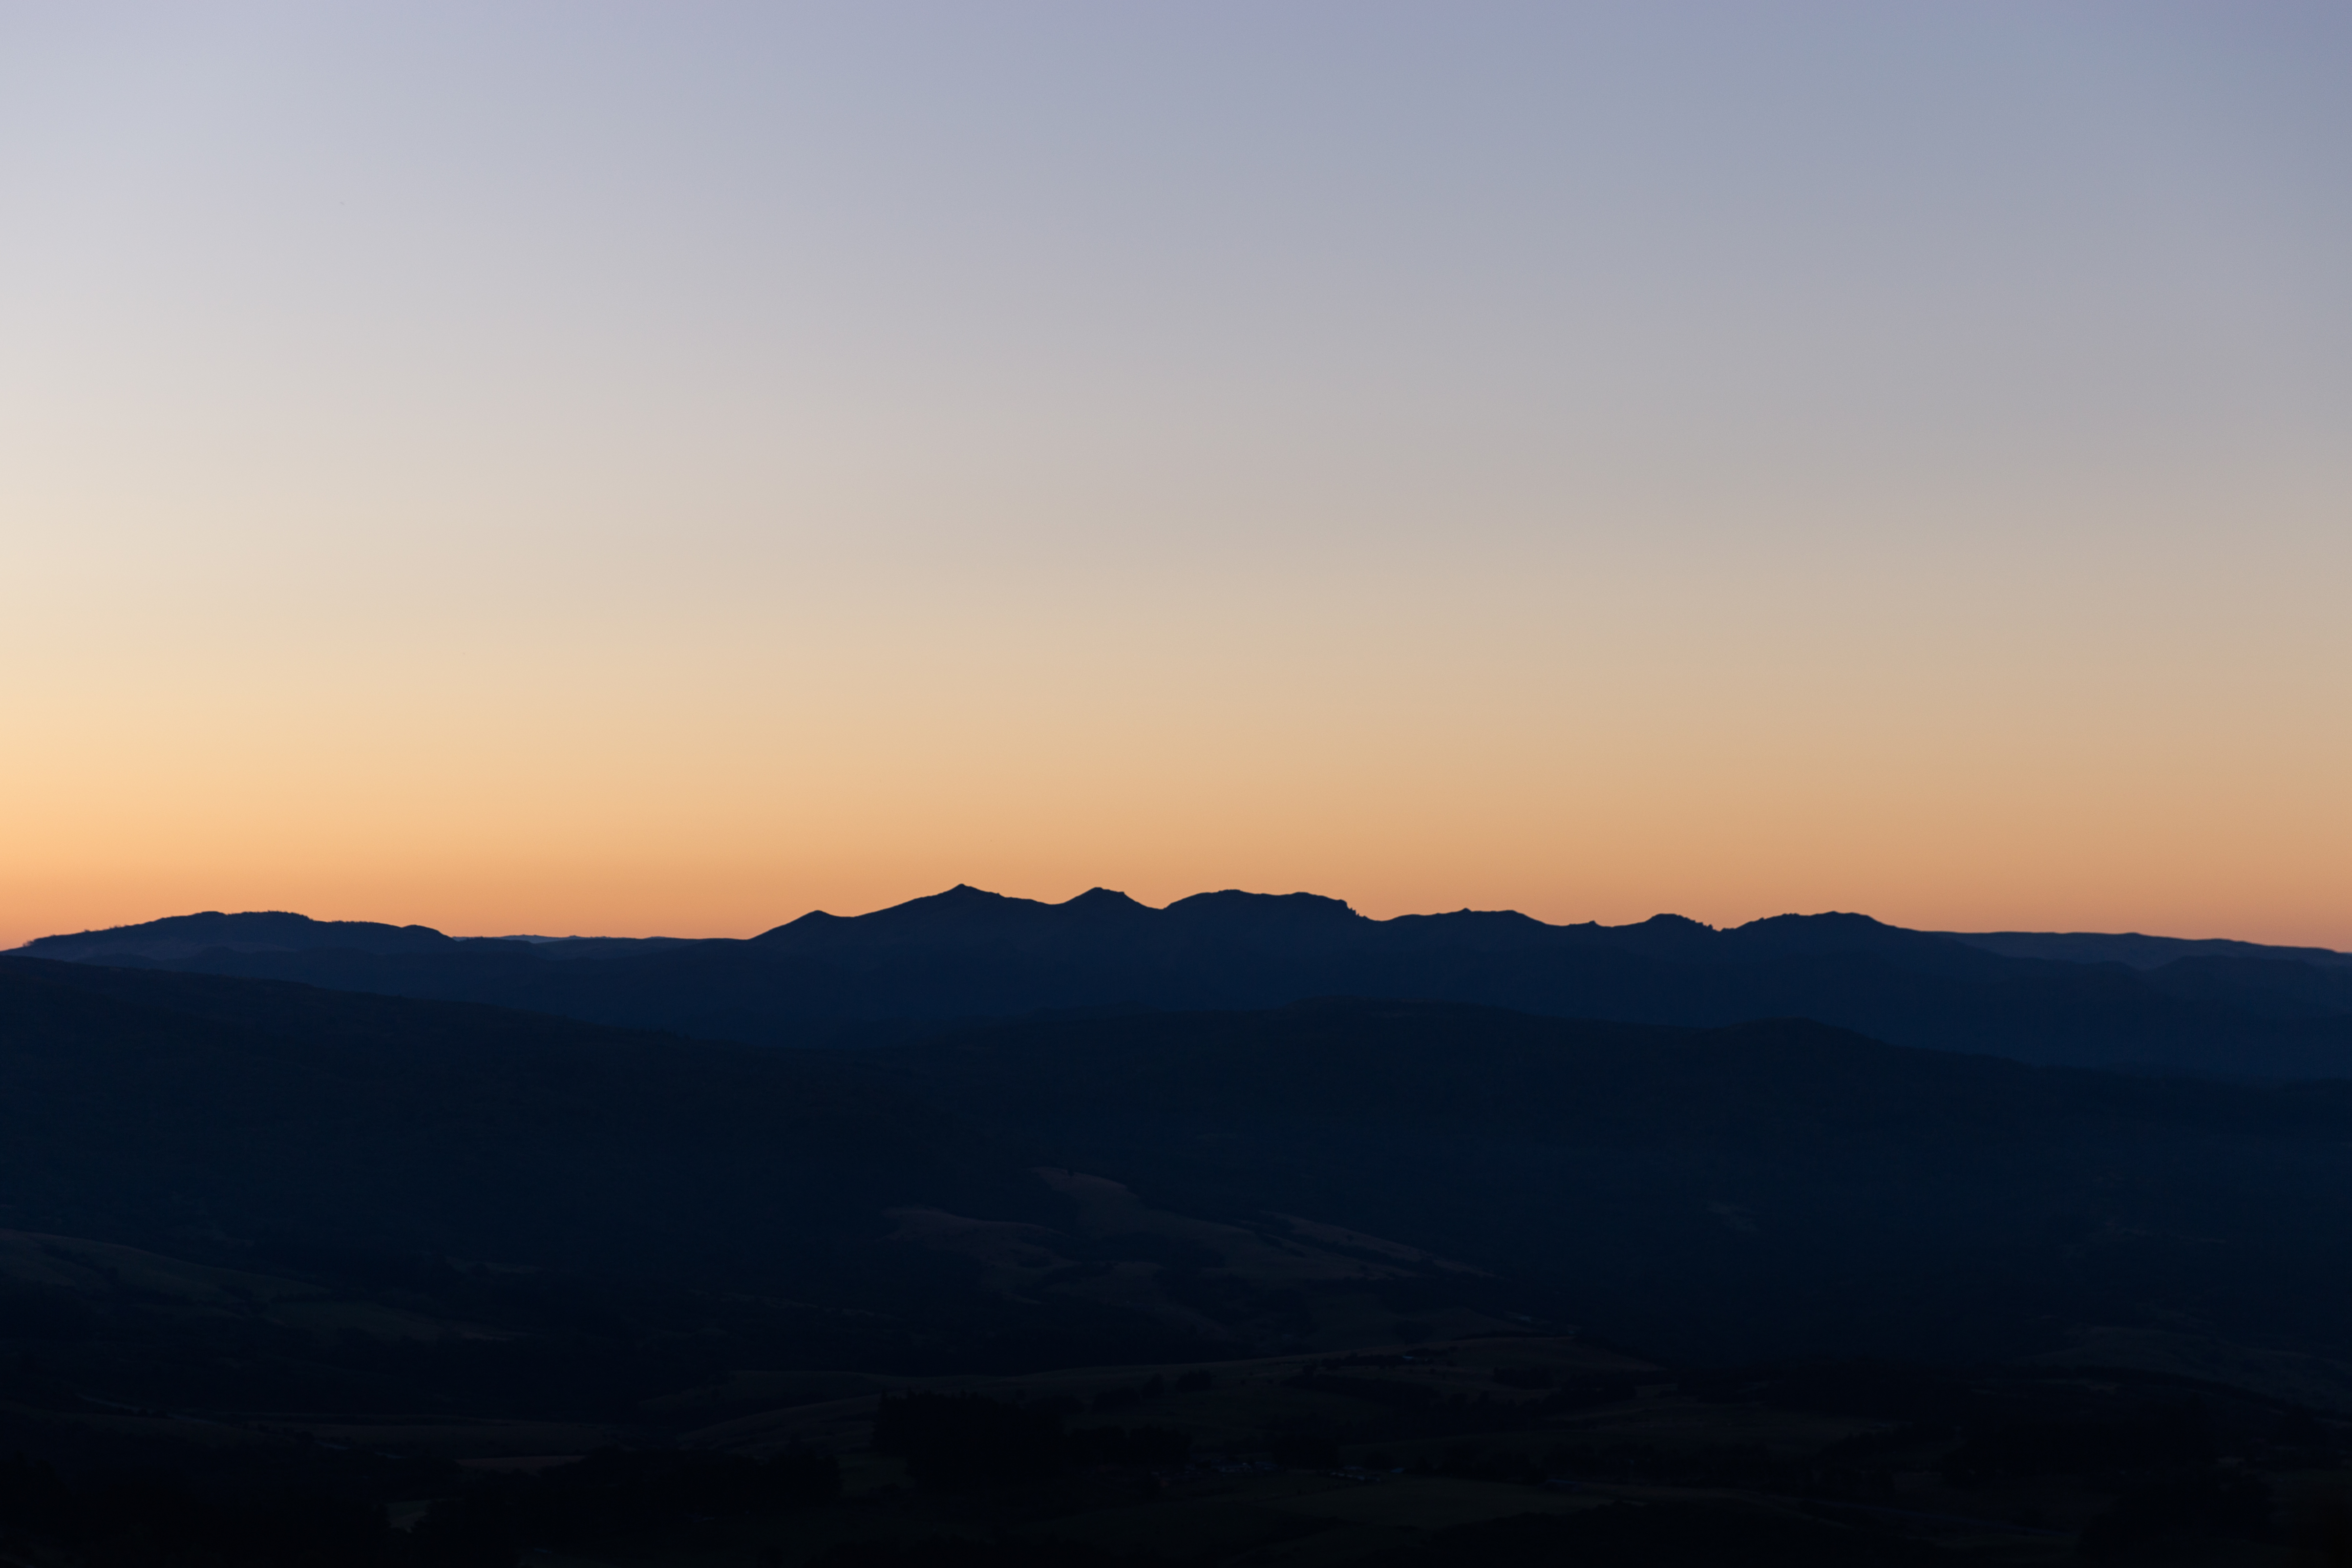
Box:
[1737,911,1892,937]
[751,909,848,942]
[754,887,1153,949]
[1165,889,1358,917]
[928,883,1010,905]
[1729,911,1971,958]
[761,885,1083,951]
[1063,885,1140,904]
[1055,887,1154,919]
[1380,908,1560,949]
[1621,913,1716,939]
[874,885,1043,921]
[14,910,454,963]
[1584,912,1721,955]
[1162,889,1364,935]
[1415,908,1551,925]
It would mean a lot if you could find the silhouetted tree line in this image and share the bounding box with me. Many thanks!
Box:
[871,1393,1191,1488]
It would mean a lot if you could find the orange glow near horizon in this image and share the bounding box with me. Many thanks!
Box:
[8,612,2347,952]
[4,463,2348,952]
[3,7,2348,954]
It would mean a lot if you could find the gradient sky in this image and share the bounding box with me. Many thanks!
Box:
[4,2,2349,949]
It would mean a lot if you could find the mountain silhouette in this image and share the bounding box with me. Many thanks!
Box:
[16,889,2352,1078]
[18,910,462,962]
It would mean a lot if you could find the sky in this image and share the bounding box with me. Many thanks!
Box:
[3,2,2349,949]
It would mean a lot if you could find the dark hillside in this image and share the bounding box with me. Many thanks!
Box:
[8,962,2352,1412]
[0,958,1029,1277]
[0,958,1169,1408]
[869,1001,2352,1371]
[9,962,2352,1563]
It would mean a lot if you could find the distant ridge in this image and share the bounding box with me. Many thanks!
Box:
[17,910,696,965]
[1943,929,2352,970]
[752,885,1371,953]
[10,889,2352,1080]
[26,892,2347,971]
[18,910,457,963]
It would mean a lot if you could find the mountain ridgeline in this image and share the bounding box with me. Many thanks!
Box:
[18,887,2352,1079]
[9,902,2352,1563]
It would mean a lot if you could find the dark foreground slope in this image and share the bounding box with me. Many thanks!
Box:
[10,961,2352,1565]
[867,1001,2352,1376]
[21,890,2352,1078]
[8,960,2352,1404]
[0,956,1175,1410]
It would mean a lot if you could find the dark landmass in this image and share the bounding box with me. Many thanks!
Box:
[18,888,2352,1078]
[1945,929,2352,971]
[6,959,2352,1391]
[8,932,2352,1562]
